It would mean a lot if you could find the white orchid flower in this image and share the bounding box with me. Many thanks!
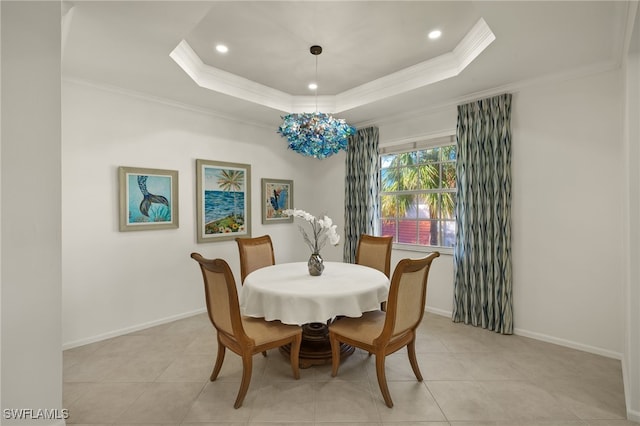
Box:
[322,216,333,228]
[287,208,341,252]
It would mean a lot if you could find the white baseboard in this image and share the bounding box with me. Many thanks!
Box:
[513,327,623,360]
[425,306,452,317]
[62,306,623,362]
[628,409,640,423]
[424,306,623,360]
[62,308,207,350]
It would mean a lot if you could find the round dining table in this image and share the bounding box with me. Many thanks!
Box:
[240,261,390,367]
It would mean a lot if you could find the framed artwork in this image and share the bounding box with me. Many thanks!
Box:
[196,159,251,243]
[118,166,179,231]
[261,178,293,224]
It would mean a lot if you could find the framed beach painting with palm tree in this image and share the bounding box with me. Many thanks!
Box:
[118,166,179,231]
[196,159,251,243]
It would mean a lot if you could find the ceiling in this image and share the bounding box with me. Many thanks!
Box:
[62,1,634,129]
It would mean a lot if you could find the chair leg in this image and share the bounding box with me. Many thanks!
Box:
[407,336,423,381]
[329,332,341,377]
[289,333,301,379]
[234,353,253,409]
[375,353,393,408]
[210,342,226,381]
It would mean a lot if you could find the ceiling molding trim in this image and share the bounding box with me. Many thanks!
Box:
[170,40,294,112]
[357,58,619,129]
[453,18,497,71]
[169,18,495,114]
[338,18,495,112]
[290,95,337,113]
[62,76,276,131]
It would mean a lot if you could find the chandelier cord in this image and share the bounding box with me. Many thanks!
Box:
[314,54,318,113]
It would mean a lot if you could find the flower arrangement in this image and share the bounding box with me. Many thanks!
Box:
[283,208,340,253]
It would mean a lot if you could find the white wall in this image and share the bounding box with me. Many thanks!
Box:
[511,70,624,357]
[623,4,640,420]
[61,81,319,347]
[1,2,64,423]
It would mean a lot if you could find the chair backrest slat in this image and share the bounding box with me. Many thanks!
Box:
[355,234,393,278]
[382,252,440,340]
[191,253,247,341]
[236,235,276,283]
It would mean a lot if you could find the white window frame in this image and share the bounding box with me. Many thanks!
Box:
[379,134,456,255]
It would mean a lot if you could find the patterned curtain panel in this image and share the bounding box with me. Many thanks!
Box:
[343,126,380,263]
[453,93,513,334]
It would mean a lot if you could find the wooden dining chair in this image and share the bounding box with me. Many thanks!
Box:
[236,235,276,284]
[329,252,440,408]
[355,234,393,278]
[190,253,302,409]
[355,234,393,310]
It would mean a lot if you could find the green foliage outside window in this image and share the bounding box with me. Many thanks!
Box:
[380,144,457,247]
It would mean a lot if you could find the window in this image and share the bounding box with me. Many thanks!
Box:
[380,141,456,249]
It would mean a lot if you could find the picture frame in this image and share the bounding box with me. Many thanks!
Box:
[118,166,179,231]
[261,178,293,224]
[196,159,251,243]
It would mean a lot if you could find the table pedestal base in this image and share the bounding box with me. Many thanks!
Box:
[279,322,354,368]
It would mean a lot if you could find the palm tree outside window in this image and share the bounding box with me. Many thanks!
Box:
[380,143,456,249]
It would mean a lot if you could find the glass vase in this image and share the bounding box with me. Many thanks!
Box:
[308,252,324,276]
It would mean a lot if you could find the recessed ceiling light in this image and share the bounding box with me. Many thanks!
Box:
[308,82,318,90]
[215,44,228,53]
[428,30,442,40]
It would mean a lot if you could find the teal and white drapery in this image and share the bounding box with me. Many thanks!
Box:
[343,127,380,263]
[453,93,513,334]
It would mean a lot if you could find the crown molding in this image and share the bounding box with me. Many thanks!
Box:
[61,76,276,131]
[356,57,620,130]
[170,18,495,114]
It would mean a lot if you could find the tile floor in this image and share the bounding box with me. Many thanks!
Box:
[64,312,638,425]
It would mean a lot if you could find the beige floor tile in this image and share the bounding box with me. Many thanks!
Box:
[248,381,317,423]
[66,382,150,424]
[426,380,510,421]
[449,422,587,426]
[382,422,449,426]
[117,382,205,423]
[63,382,94,407]
[416,352,475,380]
[62,312,635,426]
[183,423,248,426]
[539,376,628,420]
[182,381,254,422]
[452,352,525,380]
[439,334,494,353]
[102,353,176,382]
[363,351,424,383]
[315,380,381,423]
[375,381,447,423]
[479,380,580,421]
[183,332,217,354]
[95,335,163,357]
[413,334,451,353]
[154,353,215,382]
[64,354,127,382]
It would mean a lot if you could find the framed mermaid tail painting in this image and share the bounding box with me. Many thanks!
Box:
[118,166,179,231]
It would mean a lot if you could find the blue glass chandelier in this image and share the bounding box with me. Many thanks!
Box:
[277,46,356,160]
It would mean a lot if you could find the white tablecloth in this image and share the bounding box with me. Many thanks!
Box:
[240,262,390,325]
